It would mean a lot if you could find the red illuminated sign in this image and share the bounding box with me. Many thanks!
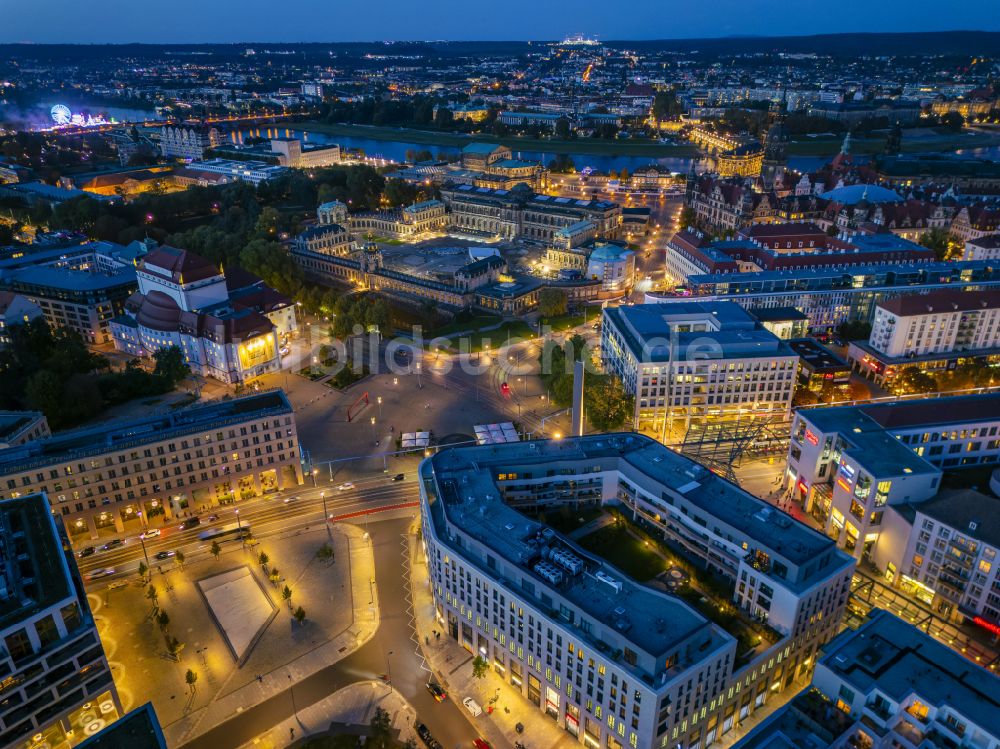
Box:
[804,429,819,446]
[974,616,1000,637]
[836,478,852,493]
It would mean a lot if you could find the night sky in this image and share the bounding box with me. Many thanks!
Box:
[3,0,998,44]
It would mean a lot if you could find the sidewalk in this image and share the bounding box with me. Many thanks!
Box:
[162,523,380,747]
[236,680,419,749]
[406,523,577,749]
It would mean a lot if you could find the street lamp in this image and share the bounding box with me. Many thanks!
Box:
[321,491,331,540]
[311,468,318,487]
[136,511,151,571]
[371,416,377,445]
[377,396,383,420]
[235,509,244,550]
[386,650,394,693]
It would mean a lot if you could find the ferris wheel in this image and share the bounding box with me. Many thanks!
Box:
[50,104,72,125]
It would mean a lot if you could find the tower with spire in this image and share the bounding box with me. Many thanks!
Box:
[883,121,902,157]
[761,89,789,190]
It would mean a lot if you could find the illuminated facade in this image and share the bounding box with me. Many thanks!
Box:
[419,435,854,749]
[0,494,120,749]
[0,391,302,538]
[109,246,291,384]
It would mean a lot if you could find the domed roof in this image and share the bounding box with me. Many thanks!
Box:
[819,184,902,206]
[135,290,182,332]
[589,244,632,261]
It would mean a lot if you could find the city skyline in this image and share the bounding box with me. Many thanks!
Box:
[4,0,1000,44]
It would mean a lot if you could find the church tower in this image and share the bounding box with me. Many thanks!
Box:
[761,90,789,190]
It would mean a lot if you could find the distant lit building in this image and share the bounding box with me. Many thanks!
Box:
[159,125,222,161]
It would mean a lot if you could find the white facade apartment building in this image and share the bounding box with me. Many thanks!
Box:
[601,302,797,434]
[159,125,222,160]
[0,391,302,542]
[419,435,854,749]
[866,288,1000,358]
[961,234,1000,261]
[0,494,121,749]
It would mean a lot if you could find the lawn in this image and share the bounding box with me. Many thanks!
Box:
[535,504,605,534]
[427,314,503,338]
[539,313,587,333]
[430,320,537,353]
[299,121,700,158]
[576,524,665,581]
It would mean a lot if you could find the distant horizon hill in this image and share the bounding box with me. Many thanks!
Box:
[2,31,1000,58]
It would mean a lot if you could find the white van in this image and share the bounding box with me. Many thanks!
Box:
[462,697,483,717]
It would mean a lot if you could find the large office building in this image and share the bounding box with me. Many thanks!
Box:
[0,390,302,541]
[441,183,621,243]
[186,159,287,186]
[847,288,1000,387]
[601,302,797,434]
[419,435,854,749]
[784,393,1000,558]
[733,608,1000,749]
[0,493,120,748]
[110,245,294,384]
[648,259,1000,332]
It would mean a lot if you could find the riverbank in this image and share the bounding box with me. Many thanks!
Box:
[786,128,1000,157]
[299,121,700,158]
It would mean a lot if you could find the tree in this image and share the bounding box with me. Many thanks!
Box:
[940,111,965,132]
[585,375,635,431]
[146,584,159,610]
[315,543,335,563]
[282,585,293,607]
[258,551,269,572]
[836,319,872,343]
[918,227,952,261]
[293,606,306,626]
[434,107,453,128]
[174,550,185,568]
[555,118,571,139]
[370,707,392,749]
[652,89,683,121]
[210,540,221,560]
[893,367,939,395]
[471,655,489,679]
[185,669,198,694]
[269,568,281,585]
[152,346,190,386]
[538,287,569,317]
[678,206,697,231]
[156,609,170,632]
[547,153,576,174]
[383,178,418,207]
[166,635,184,661]
[137,561,148,582]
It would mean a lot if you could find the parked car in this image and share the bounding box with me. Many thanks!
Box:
[425,681,447,702]
[462,697,483,717]
[180,516,201,530]
[474,740,492,749]
[283,496,299,504]
[101,539,124,551]
[391,473,405,482]
[415,723,442,749]
[139,528,160,540]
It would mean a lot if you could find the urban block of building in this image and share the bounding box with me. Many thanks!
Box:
[0,390,302,539]
[0,493,120,748]
[601,302,797,434]
[847,288,1000,387]
[733,608,1000,749]
[419,434,854,749]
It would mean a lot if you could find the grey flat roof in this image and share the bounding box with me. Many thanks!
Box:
[0,391,292,474]
[822,609,1000,738]
[7,264,137,292]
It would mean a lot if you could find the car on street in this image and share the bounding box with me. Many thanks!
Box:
[86,568,116,581]
[180,517,201,530]
[101,539,124,551]
[207,514,219,522]
[500,382,511,397]
[337,482,355,491]
[283,495,298,504]
[78,546,96,558]
[474,740,492,749]
[425,681,447,702]
[462,697,483,717]
[139,528,160,540]
[391,473,405,482]
[155,550,175,561]
[415,724,442,749]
